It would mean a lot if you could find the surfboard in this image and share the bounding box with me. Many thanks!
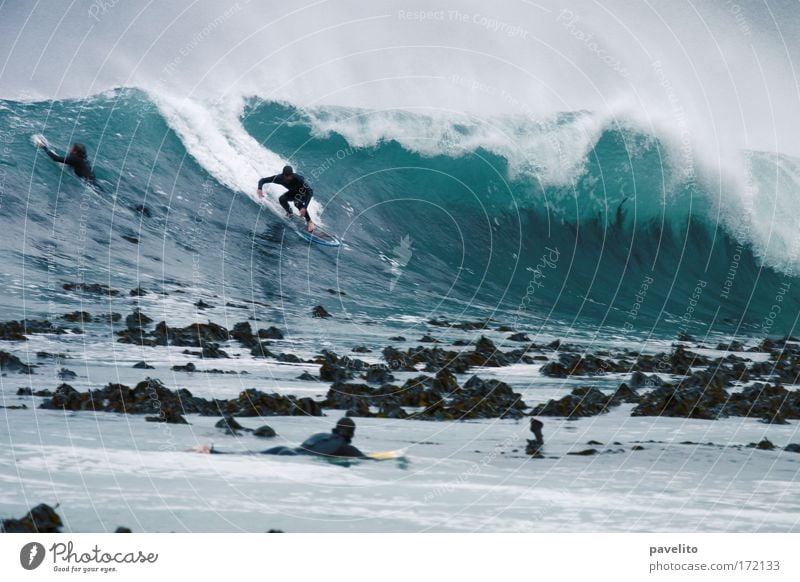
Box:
[367,448,407,461]
[31,134,49,148]
[287,215,341,247]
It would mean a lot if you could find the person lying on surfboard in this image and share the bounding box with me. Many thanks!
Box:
[36,140,97,184]
[257,165,315,232]
[196,417,367,459]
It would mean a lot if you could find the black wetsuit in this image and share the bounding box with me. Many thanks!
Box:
[261,431,366,458]
[258,173,314,223]
[43,147,96,182]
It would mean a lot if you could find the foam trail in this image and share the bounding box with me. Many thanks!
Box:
[152,94,322,220]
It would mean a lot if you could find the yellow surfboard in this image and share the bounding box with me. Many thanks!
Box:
[367,448,408,461]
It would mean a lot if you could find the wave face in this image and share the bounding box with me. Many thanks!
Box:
[1,89,799,339]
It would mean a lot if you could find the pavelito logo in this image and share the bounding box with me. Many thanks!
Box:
[20,542,46,570]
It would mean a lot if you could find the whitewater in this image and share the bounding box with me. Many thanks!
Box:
[2,0,800,533]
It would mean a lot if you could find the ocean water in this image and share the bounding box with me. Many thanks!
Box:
[2,0,800,532]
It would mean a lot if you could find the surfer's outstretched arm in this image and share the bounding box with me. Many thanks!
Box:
[257,175,279,198]
[41,145,67,164]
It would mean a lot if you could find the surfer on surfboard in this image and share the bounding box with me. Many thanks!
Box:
[257,165,315,232]
[36,139,97,184]
[196,417,367,458]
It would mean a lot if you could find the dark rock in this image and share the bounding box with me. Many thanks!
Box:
[388,336,406,342]
[352,346,372,353]
[365,366,394,384]
[231,322,258,348]
[433,367,459,392]
[253,425,277,438]
[533,387,613,418]
[324,382,375,416]
[609,383,640,405]
[319,351,353,383]
[1,320,73,341]
[121,235,139,244]
[61,311,91,323]
[419,335,439,343]
[36,351,67,360]
[250,342,275,359]
[587,440,603,445]
[297,371,318,381]
[63,282,120,296]
[377,402,408,419]
[725,383,800,419]
[215,416,247,434]
[133,361,155,369]
[133,204,152,218]
[130,287,148,297]
[258,326,284,340]
[198,343,230,359]
[196,300,214,310]
[227,389,323,417]
[115,527,132,533]
[567,448,598,456]
[0,404,27,410]
[717,341,744,352]
[0,503,63,533]
[312,305,331,318]
[275,353,302,363]
[677,332,694,342]
[508,332,530,342]
[632,383,729,420]
[96,312,122,323]
[16,387,32,396]
[58,368,77,380]
[525,439,543,456]
[0,320,28,341]
[126,310,153,330]
[326,288,346,296]
[747,438,775,450]
[784,443,800,453]
[115,327,158,347]
[145,408,188,424]
[0,351,34,374]
[171,362,196,372]
[452,339,470,346]
[632,445,645,451]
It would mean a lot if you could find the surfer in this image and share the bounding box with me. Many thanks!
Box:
[257,165,315,232]
[526,418,544,455]
[263,416,365,458]
[37,141,97,183]
[200,417,367,459]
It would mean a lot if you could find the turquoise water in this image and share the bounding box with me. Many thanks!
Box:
[0,89,797,339]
